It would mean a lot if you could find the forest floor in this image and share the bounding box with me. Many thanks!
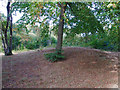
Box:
[2,47,119,88]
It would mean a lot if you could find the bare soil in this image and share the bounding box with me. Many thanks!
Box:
[2,47,119,88]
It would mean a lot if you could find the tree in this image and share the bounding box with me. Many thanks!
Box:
[92,2,119,51]
[11,2,105,54]
[56,2,67,53]
[1,1,13,55]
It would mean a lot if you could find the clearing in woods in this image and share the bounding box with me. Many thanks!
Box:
[2,47,119,88]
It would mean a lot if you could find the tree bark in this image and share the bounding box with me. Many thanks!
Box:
[1,1,13,56]
[56,3,66,53]
[9,6,13,55]
[5,2,10,51]
[118,30,120,52]
[1,27,6,53]
[85,33,88,43]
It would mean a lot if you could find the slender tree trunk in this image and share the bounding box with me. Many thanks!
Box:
[5,2,10,51]
[9,7,13,55]
[1,28,6,53]
[4,2,10,55]
[118,29,120,52]
[9,4,12,54]
[85,33,88,43]
[1,1,13,56]
[56,3,66,53]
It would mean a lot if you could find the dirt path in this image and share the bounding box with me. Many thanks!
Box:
[2,47,119,88]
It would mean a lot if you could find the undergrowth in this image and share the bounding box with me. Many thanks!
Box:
[44,50,65,62]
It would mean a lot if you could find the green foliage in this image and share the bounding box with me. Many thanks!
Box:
[40,36,57,47]
[63,31,118,52]
[11,34,57,50]
[62,2,119,52]
[0,37,3,52]
[51,37,57,44]
[25,41,40,50]
[23,35,39,49]
[65,2,104,36]
[40,38,48,47]
[1,2,118,54]
[89,39,115,51]
[44,50,65,62]
[12,35,21,50]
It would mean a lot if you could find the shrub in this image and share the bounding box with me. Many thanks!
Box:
[25,40,40,49]
[89,39,115,51]
[51,37,57,44]
[0,38,3,52]
[41,38,48,47]
[44,50,65,62]
[23,35,40,49]
[40,37,57,47]
[12,35,21,50]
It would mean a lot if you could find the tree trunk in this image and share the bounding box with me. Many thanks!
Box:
[85,33,88,43]
[118,31,120,52]
[5,2,10,50]
[1,1,13,56]
[56,3,66,53]
[1,28,6,54]
[9,6,13,55]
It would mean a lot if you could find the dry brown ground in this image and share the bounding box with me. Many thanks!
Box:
[2,47,119,88]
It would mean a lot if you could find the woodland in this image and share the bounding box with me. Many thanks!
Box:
[1,1,119,88]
